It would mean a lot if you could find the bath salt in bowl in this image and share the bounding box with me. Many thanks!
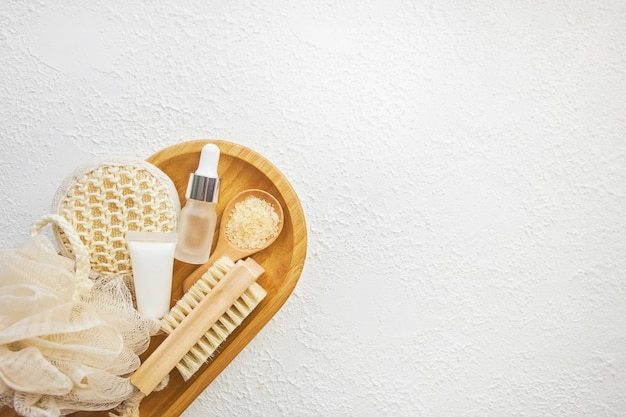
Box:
[225,195,281,250]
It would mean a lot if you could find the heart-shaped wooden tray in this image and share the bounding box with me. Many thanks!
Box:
[0,140,307,417]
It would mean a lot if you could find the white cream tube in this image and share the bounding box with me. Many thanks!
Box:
[126,231,178,320]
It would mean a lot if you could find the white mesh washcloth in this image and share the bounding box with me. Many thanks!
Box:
[51,159,180,277]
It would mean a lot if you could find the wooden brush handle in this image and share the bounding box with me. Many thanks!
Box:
[130,258,265,395]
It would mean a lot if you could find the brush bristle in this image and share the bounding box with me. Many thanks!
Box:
[159,256,267,381]
[176,282,266,380]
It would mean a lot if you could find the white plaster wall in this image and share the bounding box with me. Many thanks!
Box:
[1,1,626,416]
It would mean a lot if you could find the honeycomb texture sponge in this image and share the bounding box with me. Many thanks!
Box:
[52,159,180,276]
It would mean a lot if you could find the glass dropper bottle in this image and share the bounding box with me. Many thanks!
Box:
[174,143,220,264]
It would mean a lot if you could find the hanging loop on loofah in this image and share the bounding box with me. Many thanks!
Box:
[31,214,93,298]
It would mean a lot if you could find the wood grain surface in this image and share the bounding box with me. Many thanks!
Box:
[0,140,307,417]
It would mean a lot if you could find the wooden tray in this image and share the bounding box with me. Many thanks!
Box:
[0,140,307,417]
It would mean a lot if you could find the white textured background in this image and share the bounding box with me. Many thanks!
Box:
[1,1,626,416]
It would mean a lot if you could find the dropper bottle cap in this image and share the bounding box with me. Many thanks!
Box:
[185,144,220,203]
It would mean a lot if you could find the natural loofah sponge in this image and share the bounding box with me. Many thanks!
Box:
[52,159,180,276]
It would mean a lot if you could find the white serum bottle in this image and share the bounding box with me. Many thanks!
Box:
[174,143,220,264]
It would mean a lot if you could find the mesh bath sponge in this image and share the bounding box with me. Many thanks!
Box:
[51,159,180,277]
[0,215,158,417]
